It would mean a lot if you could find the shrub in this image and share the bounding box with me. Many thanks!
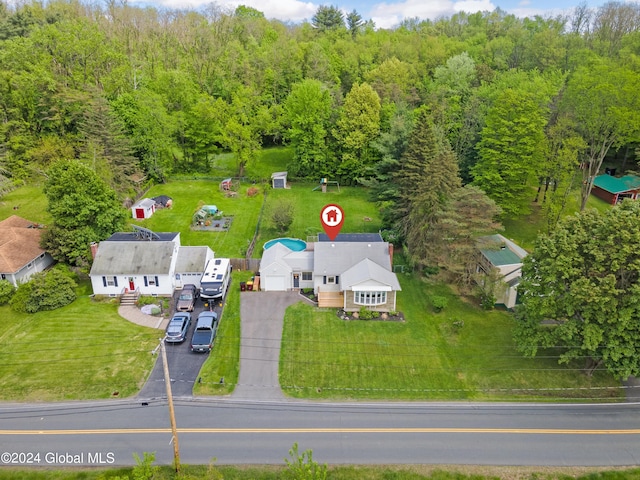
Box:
[9,282,33,313]
[0,279,16,305]
[431,295,449,312]
[480,292,496,310]
[270,198,295,234]
[358,306,378,320]
[9,266,77,313]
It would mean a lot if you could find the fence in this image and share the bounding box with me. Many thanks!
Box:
[231,258,260,272]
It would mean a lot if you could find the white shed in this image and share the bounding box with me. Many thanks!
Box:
[131,198,156,219]
[271,171,288,189]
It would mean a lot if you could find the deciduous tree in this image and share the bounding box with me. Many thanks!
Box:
[333,82,381,182]
[561,61,640,211]
[514,200,640,379]
[472,88,547,217]
[42,160,126,266]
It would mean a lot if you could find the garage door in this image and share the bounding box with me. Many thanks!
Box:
[265,276,286,291]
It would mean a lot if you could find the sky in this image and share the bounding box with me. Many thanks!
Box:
[134,0,613,29]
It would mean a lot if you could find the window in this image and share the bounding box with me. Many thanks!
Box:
[102,276,118,287]
[327,276,335,284]
[302,272,312,281]
[354,291,387,306]
[144,276,159,287]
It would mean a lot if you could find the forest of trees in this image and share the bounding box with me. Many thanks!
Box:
[2,0,640,378]
[1,0,640,259]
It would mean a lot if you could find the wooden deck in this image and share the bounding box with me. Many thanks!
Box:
[317,290,343,308]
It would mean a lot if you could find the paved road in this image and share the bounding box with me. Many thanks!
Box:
[2,399,640,467]
[233,291,304,401]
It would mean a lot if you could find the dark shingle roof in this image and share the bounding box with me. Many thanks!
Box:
[318,233,383,242]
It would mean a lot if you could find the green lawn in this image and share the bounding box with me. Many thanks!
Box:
[0,281,159,402]
[3,465,640,480]
[0,184,50,224]
[257,182,382,249]
[133,180,265,258]
[280,276,622,401]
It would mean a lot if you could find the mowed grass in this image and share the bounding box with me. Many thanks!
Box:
[134,180,265,257]
[280,276,623,401]
[0,282,159,401]
[0,184,51,224]
[258,182,382,246]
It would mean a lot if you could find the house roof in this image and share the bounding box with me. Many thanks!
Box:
[0,215,48,274]
[175,246,212,273]
[593,174,640,194]
[271,171,287,179]
[314,241,391,275]
[341,258,401,291]
[478,234,527,266]
[132,198,156,209]
[318,233,383,243]
[90,241,175,276]
[260,242,313,273]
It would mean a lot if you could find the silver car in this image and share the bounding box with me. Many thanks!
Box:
[165,312,191,343]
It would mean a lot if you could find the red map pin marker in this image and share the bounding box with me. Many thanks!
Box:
[320,204,345,241]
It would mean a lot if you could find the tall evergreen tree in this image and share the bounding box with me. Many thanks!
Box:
[311,5,345,32]
[346,10,363,38]
[395,108,462,268]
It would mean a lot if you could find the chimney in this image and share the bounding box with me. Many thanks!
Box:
[388,243,394,268]
[90,242,99,259]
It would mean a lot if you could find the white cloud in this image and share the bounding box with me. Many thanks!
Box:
[453,0,496,13]
[146,0,318,22]
[369,0,497,29]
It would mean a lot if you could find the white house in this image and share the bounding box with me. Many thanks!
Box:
[131,198,156,219]
[476,234,528,309]
[0,215,55,287]
[90,231,181,296]
[259,233,401,312]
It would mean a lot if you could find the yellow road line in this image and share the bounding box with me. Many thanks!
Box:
[1,428,639,435]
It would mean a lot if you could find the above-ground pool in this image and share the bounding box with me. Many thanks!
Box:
[263,237,307,251]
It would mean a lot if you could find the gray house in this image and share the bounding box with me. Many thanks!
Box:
[259,233,401,312]
[0,215,55,287]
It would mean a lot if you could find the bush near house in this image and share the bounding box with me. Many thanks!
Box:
[9,265,77,313]
[0,280,15,305]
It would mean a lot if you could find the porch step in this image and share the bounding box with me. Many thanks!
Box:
[120,292,139,306]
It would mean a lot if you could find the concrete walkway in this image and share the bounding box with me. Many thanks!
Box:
[118,305,169,330]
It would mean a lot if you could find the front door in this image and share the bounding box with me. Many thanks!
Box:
[128,277,135,291]
[293,274,299,288]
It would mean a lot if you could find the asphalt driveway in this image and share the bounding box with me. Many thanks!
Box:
[232,291,303,401]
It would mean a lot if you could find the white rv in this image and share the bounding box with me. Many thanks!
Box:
[200,258,231,300]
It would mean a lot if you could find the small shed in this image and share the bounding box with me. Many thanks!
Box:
[591,174,640,205]
[271,171,288,189]
[131,198,156,219]
[220,178,233,191]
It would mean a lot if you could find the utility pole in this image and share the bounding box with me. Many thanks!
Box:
[160,340,181,473]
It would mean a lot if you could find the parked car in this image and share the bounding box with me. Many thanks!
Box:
[190,311,218,353]
[176,284,199,312]
[165,312,191,343]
